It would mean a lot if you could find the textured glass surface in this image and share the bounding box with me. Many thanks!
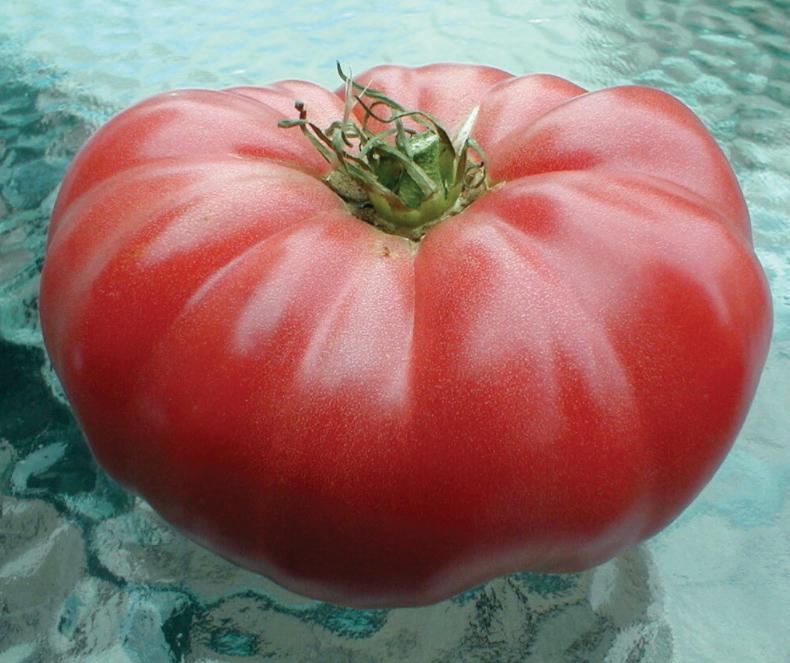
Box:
[1,0,788,660]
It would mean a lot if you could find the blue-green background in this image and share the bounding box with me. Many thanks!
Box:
[1,1,788,661]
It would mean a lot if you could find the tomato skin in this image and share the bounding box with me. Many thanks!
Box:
[40,64,772,607]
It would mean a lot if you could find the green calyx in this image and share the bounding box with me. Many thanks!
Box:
[278,64,489,239]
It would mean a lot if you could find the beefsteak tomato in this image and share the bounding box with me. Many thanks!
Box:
[39,63,772,607]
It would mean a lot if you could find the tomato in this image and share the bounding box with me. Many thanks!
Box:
[39,63,772,607]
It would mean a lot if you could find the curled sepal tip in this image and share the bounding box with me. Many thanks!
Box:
[279,64,490,239]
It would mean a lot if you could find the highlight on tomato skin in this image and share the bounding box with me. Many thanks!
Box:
[38,62,772,608]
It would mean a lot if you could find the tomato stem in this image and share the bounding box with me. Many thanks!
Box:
[278,64,489,239]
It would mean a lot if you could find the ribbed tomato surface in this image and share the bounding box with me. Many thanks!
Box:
[40,64,772,607]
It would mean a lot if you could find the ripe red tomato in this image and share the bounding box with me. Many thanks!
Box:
[40,64,771,607]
